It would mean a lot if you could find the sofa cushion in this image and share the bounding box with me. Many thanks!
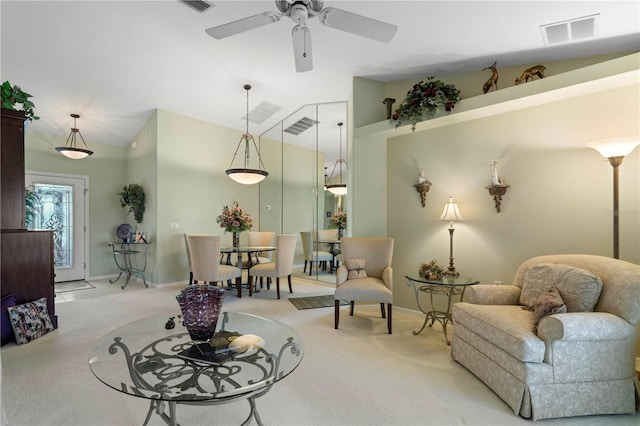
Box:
[452,303,545,363]
[6,297,55,345]
[520,263,602,312]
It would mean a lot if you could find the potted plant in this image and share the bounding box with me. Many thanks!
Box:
[391,77,460,131]
[118,183,145,223]
[1,81,40,122]
[418,259,445,280]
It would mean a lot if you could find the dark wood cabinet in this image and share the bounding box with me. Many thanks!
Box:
[1,108,57,328]
[1,109,26,230]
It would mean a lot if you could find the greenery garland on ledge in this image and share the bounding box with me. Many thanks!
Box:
[1,81,39,121]
[391,77,461,131]
[118,183,145,223]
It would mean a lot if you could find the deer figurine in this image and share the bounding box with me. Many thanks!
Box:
[515,65,546,85]
[482,61,498,94]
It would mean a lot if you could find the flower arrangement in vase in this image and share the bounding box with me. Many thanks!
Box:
[216,201,253,247]
[391,77,461,131]
[330,210,347,238]
[419,259,445,280]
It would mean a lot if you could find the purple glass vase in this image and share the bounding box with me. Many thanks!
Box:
[176,285,226,342]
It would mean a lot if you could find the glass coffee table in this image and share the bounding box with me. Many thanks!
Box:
[406,275,479,345]
[89,311,303,426]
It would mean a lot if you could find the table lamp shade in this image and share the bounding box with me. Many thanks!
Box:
[439,197,464,222]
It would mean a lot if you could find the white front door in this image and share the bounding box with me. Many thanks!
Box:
[25,172,88,282]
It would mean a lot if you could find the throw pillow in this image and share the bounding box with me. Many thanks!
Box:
[6,297,55,345]
[525,286,568,328]
[345,258,367,280]
[520,263,603,312]
[1,293,17,346]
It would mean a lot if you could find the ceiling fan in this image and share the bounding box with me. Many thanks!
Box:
[205,0,398,72]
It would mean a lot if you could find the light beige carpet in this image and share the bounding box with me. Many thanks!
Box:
[1,278,638,426]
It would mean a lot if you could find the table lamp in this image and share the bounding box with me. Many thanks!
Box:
[439,196,464,276]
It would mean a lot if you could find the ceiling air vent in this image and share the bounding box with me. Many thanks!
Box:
[243,101,282,125]
[540,14,599,45]
[284,117,318,135]
[180,0,214,13]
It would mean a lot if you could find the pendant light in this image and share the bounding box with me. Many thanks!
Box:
[325,122,347,195]
[55,113,93,159]
[225,84,268,185]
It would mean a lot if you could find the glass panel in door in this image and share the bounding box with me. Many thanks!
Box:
[25,173,86,282]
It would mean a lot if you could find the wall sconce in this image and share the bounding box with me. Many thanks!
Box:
[587,137,639,259]
[414,169,431,207]
[485,160,509,213]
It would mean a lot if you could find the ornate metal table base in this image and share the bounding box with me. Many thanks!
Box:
[411,285,465,345]
[406,276,479,345]
[108,242,150,289]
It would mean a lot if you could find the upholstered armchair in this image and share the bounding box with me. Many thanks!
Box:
[451,254,640,420]
[248,234,297,299]
[186,235,243,297]
[334,237,394,334]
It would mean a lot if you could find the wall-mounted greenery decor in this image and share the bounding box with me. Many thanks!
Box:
[118,183,145,223]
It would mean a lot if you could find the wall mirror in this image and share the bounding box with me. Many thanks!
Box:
[259,101,347,284]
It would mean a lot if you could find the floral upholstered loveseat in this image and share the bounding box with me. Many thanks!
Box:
[451,254,640,420]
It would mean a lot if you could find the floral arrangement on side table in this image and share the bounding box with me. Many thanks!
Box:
[391,77,461,131]
[419,259,445,280]
[216,201,253,233]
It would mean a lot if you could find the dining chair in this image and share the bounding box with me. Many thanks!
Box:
[247,231,276,264]
[184,233,208,284]
[248,234,297,299]
[317,228,341,272]
[186,235,243,296]
[334,237,394,334]
[300,231,332,276]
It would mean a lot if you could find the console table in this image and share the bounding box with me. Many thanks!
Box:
[108,241,151,289]
[406,275,479,345]
[89,311,304,426]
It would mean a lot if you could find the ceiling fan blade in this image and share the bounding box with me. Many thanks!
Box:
[205,11,282,39]
[292,24,313,73]
[318,7,397,43]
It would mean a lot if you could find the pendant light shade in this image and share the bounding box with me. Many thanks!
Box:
[55,113,93,159]
[325,122,347,195]
[225,84,268,185]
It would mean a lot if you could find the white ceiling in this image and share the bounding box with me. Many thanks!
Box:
[2,0,639,165]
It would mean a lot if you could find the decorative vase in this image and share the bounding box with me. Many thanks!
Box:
[232,232,240,248]
[338,228,344,239]
[176,285,226,342]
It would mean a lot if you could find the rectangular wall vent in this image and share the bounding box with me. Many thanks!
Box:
[180,0,214,13]
[284,117,318,135]
[541,14,599,45]
[243,101,282,125]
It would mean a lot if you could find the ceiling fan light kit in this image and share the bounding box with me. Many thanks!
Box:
[55,113,93,159]
[225,84,268,185]
[205,1,397,72]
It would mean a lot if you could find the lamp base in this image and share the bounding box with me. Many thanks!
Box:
[444,257,459,277]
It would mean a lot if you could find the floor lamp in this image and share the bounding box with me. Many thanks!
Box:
[439,197,464,276]
[587,137,639,259]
